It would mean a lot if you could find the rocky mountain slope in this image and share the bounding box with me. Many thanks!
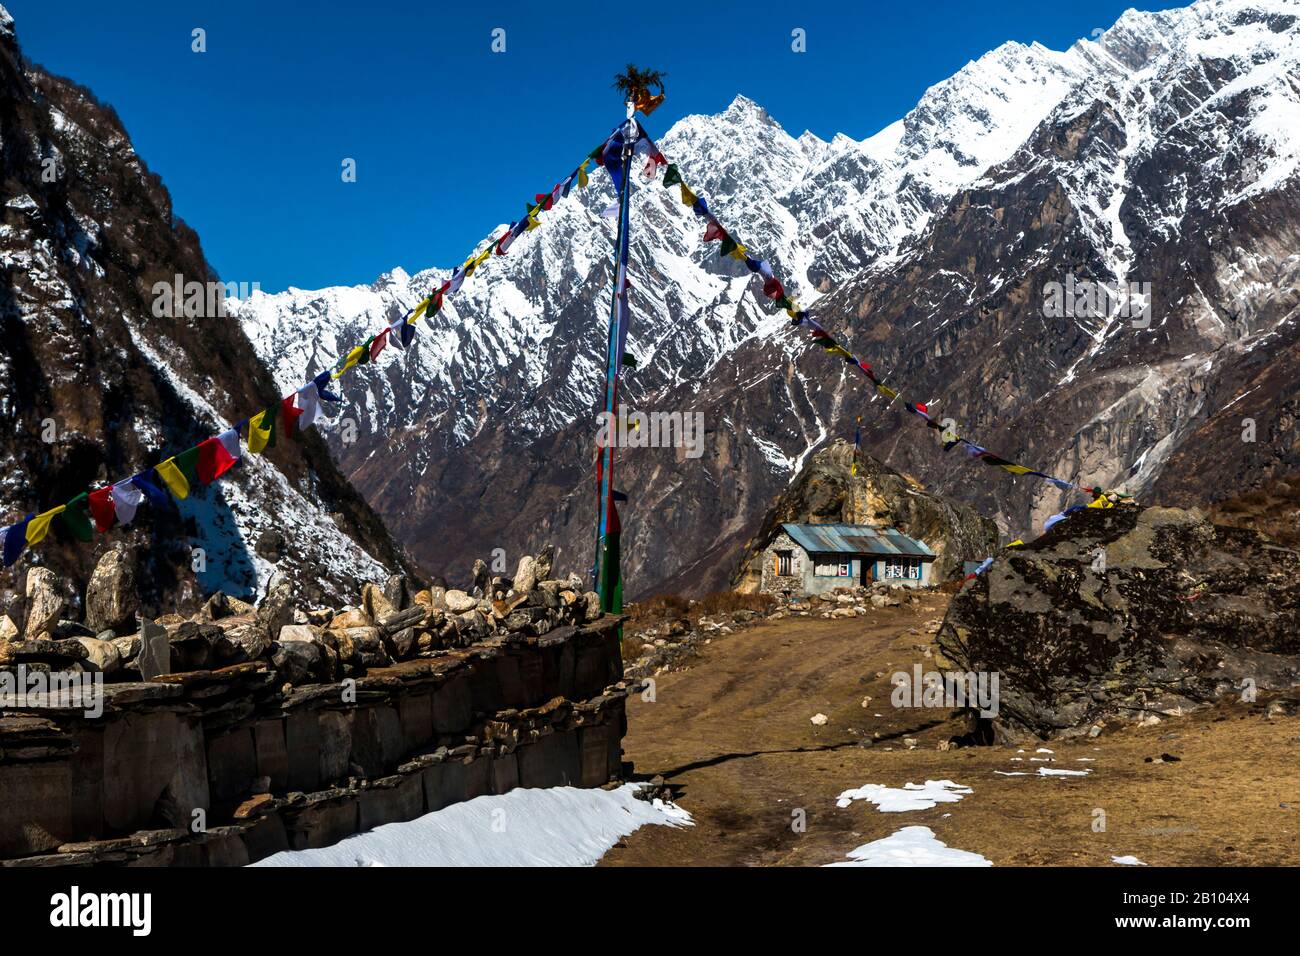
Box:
[234,0,1300,597]
[0,5,408,614]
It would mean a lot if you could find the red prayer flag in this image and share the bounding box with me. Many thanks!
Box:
[88,486,115,533]
[762,276,785,300]
[280,394,304,438]
[369,328,389,361]
[196,436,238,484]
[703,220,726,242]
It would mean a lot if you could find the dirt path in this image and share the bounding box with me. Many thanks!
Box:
[600,595,1300,866]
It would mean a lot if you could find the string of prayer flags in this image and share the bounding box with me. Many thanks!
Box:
[2,128,627,567]
[641,121,1103,509]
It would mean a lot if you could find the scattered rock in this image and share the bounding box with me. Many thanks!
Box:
[23,567,64,640]
[256,573,296,642]
[383,574,412,611]
[254,529,287,563]
[513,556,538,594]
[810,713,828,726]
[73,637,122,674]
[361,582,394,621]
[444,590,478,614]
[83,547,138,632]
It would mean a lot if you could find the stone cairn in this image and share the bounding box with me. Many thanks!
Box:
[0,544,603,687]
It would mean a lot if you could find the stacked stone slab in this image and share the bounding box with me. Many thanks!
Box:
[0,550,634,866]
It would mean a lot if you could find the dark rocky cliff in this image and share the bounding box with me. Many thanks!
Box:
[0,9,412,615]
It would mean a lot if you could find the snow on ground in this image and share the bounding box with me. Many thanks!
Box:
[995,767,1091,778]
[835,779,973,812]
[251,784,692,868]
[1112,855,1147,866]
[826,826,993,867]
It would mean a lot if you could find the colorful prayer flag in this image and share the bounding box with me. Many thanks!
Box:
[88,486,116,533]
[197,435,238,483]
[154,457,191,499]
[61,494,94,542]
[2,515,32,566]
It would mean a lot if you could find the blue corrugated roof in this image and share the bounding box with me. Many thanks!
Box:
[781,523,935,558]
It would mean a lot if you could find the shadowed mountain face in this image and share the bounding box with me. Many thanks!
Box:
[234,0,1300,597]
[0,7,410,613]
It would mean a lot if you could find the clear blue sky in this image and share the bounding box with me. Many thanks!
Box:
[7,0,1180,293]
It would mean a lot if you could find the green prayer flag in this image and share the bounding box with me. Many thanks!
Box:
[263,404,279,449]
[663,164,682,187]
[719,235,738,259]
[175,445,202,486]
[61,493,94,542]
[622,352,638,369]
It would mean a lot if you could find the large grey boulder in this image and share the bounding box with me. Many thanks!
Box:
[512,556,538,594]
[84,546,139,633]
[937,505,1300,740]
[255,573,296,642]
[23,567,64,640]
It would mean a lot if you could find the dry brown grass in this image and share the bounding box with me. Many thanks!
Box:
[695,591,776,617]
[1210,472,1300,547]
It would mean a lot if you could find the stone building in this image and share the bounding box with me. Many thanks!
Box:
[758,523,935,596]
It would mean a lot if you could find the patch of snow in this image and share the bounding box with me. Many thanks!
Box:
[1112,855,1147,866]
[826,826,992,867]
[836,779,973,812]
[251,784,691,867]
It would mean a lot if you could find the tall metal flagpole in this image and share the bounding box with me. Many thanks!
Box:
[593,104,637,615]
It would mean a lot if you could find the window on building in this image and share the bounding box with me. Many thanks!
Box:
[882,558,922,580]
[776,550,793,576]
[813,556,852,577]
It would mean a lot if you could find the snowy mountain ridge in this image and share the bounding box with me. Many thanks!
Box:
[231,0,1300,592]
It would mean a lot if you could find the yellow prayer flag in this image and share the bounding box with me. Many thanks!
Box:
[1007,539,1025,547]
[154,458,190,500]
[24,506,66,546]
[681,184,697,206]
[999,464,1034,475]
[412,298,431,322]
[728,245,747,261]
[247,409,273,454]
[339,345,365,374]
[526,214,540,231]
[578,164,589,188]
[1087,495,1114,509]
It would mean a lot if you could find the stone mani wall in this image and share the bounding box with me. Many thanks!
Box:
[0,619,629,866]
